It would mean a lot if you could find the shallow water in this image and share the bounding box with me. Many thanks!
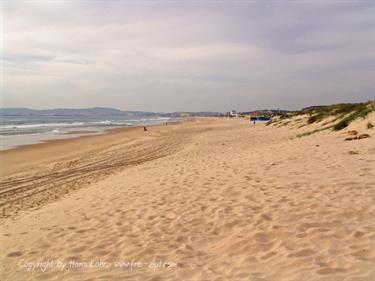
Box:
[0,115,174,150]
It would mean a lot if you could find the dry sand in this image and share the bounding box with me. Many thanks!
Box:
[1,117,375,281]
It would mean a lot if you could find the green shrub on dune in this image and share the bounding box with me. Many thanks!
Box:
[294,101,374,137]
[333,105,373,130]
[302,101,374,130]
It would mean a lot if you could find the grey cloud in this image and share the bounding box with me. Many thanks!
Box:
[2,1,374,111]
[4,53,54,63]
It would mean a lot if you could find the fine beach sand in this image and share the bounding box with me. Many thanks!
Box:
[1,117,375,281]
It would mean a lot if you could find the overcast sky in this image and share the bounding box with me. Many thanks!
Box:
[2,1,374,112]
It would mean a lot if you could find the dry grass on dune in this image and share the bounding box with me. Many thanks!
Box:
[269,101,375,139]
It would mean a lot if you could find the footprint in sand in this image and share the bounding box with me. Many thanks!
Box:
[288,248,316,257]
[7,251,23,257]
[316,267,346,275]
[254,232,273,243]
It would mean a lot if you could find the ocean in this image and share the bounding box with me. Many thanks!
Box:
[0,115,175,150]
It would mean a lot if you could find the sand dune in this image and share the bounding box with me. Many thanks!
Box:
[1,117,375,281]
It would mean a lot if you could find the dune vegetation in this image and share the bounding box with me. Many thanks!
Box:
[269,101,374,136]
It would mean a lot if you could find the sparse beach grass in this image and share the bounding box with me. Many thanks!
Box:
[274,101,374,137]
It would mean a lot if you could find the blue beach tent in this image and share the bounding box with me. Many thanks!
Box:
[250,116,272,121]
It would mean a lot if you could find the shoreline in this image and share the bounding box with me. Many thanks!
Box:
[59,130,98,135]
[0,118,181,152]
[0,118,193,218]
[0,120,185,177]
[0,120,181,154]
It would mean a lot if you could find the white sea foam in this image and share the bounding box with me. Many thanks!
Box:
[0,115,178,150]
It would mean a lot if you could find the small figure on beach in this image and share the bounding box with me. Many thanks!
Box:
[253,120,256,125]
[144,126,147,132]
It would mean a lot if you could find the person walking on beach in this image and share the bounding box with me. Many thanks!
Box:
[144,126,147,131]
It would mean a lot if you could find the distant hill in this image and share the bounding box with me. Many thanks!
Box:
[0,108,39,115]
[0,107,223,117]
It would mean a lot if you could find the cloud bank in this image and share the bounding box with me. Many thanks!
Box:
[2,1,374,111]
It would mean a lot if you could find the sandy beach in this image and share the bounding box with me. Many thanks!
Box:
[1,117,374,281]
